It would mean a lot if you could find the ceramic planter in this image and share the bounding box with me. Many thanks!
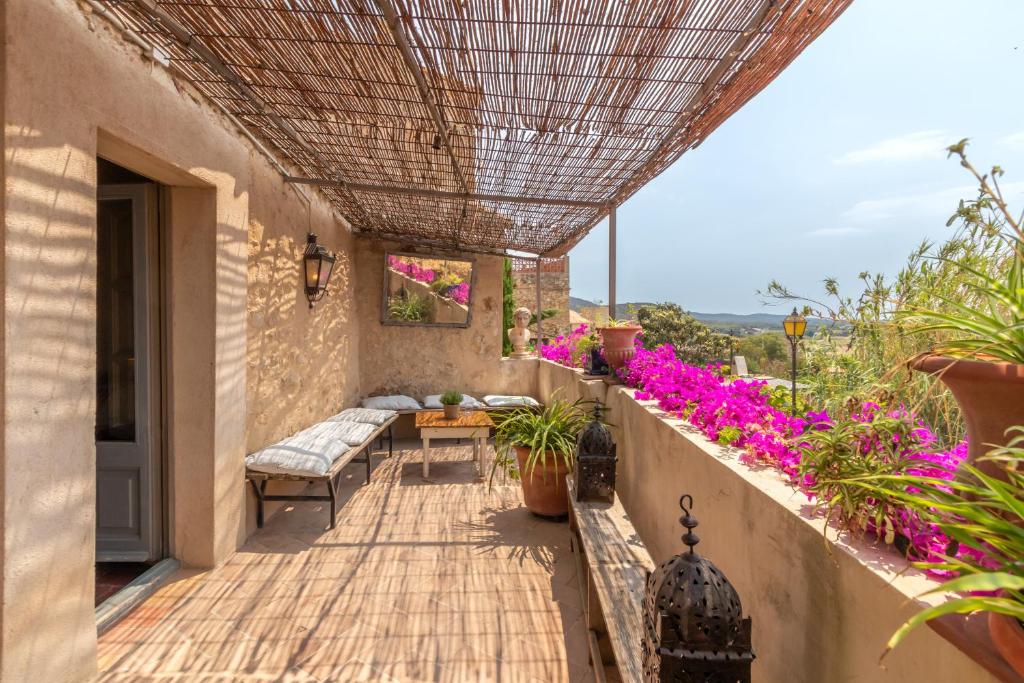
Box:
[598,325,642,371]
[909,354,1024,479]
[514,446,570,518]
[443,404,461,420]
[988,611,1024,677]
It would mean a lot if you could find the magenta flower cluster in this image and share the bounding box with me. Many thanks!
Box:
[387,255,435,284]
[387,256,470,304]
[539,323,591,367]
[610,344,974,574]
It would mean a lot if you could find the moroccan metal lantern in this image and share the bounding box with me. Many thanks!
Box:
[642,495,754,682]
[303,233,336,308]
[575,401,616,503]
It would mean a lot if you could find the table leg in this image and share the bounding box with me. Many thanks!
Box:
[423,436,430,478]
[476,437,485,476]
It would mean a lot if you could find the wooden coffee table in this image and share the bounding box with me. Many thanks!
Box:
[415,410,495,478]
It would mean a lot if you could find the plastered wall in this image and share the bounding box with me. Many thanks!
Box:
[537,360,999,683]
[0,0,358,679]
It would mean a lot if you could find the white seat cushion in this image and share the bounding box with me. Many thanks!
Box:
[330,420,378,446]
[362,395,422,411]
[329,407,396,426]
[422,394,484,409]
[483,395,540,408]
[245,422,352,477]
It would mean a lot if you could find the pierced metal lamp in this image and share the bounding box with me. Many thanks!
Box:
[575,401,616,503]
[782,307,807,415]
[642,495,754,682]
[303,233,336,308]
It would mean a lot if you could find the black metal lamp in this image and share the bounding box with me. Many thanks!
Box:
[642,495,754,682]
[782,307,807,416]
[303,233,336,308]
[575,401,616,503]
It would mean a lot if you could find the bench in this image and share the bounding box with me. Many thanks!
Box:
[567,475,654,683]
[246,415,396,530]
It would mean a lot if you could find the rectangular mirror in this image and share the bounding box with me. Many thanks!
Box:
[382,252,474,327]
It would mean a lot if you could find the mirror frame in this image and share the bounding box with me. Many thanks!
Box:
[380,250,476,329]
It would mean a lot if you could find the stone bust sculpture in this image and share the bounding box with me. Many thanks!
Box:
[508,307,532,358]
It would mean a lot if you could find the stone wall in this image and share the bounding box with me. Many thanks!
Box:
[512,267,571,339]
[537,360,1000,683]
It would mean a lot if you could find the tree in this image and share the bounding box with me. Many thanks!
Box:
[502,258,515,355]
[635,303,732,365]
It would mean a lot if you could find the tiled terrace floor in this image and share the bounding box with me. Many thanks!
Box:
[97,440,591,682]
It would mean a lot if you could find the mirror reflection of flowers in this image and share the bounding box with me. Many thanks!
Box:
[388,255,471,305]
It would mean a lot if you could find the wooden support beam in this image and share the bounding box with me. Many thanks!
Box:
[285,176,606,209]
[608,206,616,321]
[372,0,470,197]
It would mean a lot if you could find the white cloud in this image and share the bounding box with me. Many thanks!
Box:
[1000,131,1024,149]
[840,181,1024,225]
[833,130,951,166]
[806,226,867,237]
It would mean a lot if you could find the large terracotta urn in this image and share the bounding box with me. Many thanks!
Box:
[598,325,642,371]
[989,611,1024,678]
[514,446,570,518]
[909,354,1024,478]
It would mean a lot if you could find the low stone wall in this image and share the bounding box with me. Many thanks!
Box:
[537,360,998,683]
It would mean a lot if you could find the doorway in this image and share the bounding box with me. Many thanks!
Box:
[95,158,166,603]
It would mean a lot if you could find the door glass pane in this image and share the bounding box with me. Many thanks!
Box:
[96,198,136,441]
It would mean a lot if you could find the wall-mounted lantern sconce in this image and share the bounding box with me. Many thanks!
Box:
[303,233,336,308]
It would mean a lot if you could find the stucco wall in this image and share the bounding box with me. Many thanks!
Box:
[537,360,998,683]
[355,238,535,402]
[1,1,359,680]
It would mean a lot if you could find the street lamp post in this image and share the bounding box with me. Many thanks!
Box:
[782,307,808,416]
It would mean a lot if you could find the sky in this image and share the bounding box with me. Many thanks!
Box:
[568,0,1024,314]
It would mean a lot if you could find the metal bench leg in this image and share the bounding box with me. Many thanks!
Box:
[250,479,266,529]
[327,476,338,529]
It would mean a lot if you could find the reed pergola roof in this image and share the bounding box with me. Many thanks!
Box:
[103,0,851,255]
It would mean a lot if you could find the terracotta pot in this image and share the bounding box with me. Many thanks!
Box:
[909,354,1024,479]
[598,325,642,370]
[514,446,570,518]
[443,404,461,420]
[988,611,1024,677]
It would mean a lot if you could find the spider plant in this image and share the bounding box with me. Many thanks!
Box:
[836,426,1024,658]
[387,291,431,322]
[489,395,589,485]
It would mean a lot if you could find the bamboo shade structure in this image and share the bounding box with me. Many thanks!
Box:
[102,0,852,255]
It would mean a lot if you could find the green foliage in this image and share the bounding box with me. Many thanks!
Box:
[837,427,1024,657]
[430,272,463,295]
[388,291,431,322]
[798,407,930,544]
[502,258,515,355]
[900,143,1024,364]
[529,308,559,328]
[490,395,589,485]
[736,332,788,376]
[765,384,810,416]
[598,317,639,328]
[440,390,463,406]
[635,303,732,365]
[716,426,742,446]
[763,143,1021,446]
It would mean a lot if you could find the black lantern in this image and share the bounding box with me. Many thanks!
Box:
[642,495,754,682]
[303,233,336,308]
[575,401,616,503]
[782,307,807,416]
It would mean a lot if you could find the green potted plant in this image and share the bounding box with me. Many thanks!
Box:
[440,390,463,420]
[597,318,642,371]
[840,428,1024,676]
[491,396,588,517]
[904,142,1024,477]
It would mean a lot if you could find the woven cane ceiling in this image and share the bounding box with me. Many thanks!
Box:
[103,0,851,255]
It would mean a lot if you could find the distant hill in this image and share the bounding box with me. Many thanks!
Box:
[568,297,826,332]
